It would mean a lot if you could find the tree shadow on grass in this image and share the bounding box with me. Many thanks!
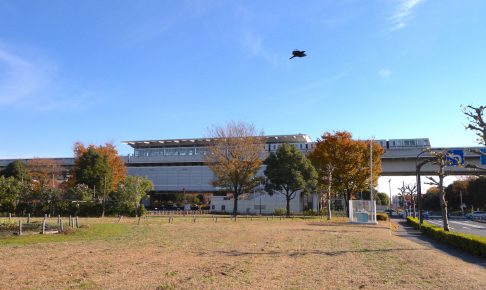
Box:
[307,222,390,230]
[196,247,429,258]
[289,228,364,234]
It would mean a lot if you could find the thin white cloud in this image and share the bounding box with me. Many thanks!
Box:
[0,46,96,111]
[241,31,280,65]
[379,68,392,78]
[389,0,425,31]
[0,48,54,106]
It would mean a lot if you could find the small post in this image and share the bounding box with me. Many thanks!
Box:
[60,219,64,232]
[42,219,46,234]
[215,217,218,223]
[9,213,11,221]
[193,215,196,223]
[137,216,141,225]
[18,219,22,236]
[69,215,72,227]
[57,215,61,225]
[45,214,47,219]
[76,216,79,228]
[234,216,237,222]
[27,213,30,223]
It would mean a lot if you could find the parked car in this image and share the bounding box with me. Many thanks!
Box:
[465,211,486,219]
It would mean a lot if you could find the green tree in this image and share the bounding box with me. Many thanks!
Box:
[467,176,486,210]
[423,187,441,211]
[264,143,318,217]
[64,184,93,201]
[1,160,30,183]
[362,190,390,206]
[0,176,22,213]
[75,148,113,217]
[112,176,153,216]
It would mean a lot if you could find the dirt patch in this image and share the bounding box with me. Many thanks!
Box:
[0,218,485,289]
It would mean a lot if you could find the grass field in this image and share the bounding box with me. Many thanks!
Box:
[0,216,485,289]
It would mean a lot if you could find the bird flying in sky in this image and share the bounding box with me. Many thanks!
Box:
[289,50,306,59]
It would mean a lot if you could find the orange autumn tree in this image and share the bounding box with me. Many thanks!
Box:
[69,142,126,192]
[309,131,383,216]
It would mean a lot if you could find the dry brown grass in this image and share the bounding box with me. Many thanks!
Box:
[0,217,485,289]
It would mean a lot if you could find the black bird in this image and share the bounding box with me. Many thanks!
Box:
[289,50,306,59]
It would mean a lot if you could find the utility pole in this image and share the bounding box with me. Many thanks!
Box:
[327,164,332,221]
[388,179,392,209]
[370,139,373,203]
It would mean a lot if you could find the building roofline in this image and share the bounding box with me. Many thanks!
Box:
[122,134,312,148]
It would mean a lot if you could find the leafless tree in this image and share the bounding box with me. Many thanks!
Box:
[205,121,265,216]
[463,105,486,146]
[424,150,451,231]
[397,182,407,210]
[405,183,417,218]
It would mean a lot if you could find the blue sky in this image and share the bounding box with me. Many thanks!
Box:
[1,0,485,159]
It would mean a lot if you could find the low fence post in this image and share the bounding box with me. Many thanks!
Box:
[69,215,72,227]
[27,213,30,223]
[57,215,60,225]
[76,216,79,228]
[137,216,141,225]
[9,213,11,221]
[60,218,64,233]
[18,219,22,236]
[42,219,46,234]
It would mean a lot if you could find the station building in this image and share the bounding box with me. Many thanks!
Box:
[123,134,317,213]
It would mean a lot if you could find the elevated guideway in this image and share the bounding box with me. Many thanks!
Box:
[1,147,485,182]
[381,147,486,176]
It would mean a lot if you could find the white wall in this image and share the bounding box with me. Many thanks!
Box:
[210,192,319,214]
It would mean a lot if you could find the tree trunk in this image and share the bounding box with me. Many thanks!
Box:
[286,192,291,217]
[439,162,450,231]
[233,196,238,216]
[233,186,238,216]
[102,197,106,218]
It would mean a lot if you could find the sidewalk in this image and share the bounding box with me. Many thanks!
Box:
[392,218,486,268]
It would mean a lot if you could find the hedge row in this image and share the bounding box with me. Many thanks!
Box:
[376,213,388,221]
[407,217,486,258]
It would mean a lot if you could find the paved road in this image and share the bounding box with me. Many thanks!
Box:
[424,219,486,237]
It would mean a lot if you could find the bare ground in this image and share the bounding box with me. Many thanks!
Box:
[0,217,485,289]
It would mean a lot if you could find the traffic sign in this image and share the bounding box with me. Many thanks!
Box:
[480,148,486,165]
[446,149,464,166]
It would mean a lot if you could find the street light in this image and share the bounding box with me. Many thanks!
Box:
[388,179,392,209]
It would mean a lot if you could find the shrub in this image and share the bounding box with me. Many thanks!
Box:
[407,217,486,258]
[273,208,286,216]
[376,213,388,221]
[303,210,317,216]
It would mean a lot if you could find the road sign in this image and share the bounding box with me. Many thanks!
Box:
[480,148,486,165]
[446,149,464,166]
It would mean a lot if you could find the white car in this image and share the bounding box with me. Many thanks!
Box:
[465,211,486,220]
